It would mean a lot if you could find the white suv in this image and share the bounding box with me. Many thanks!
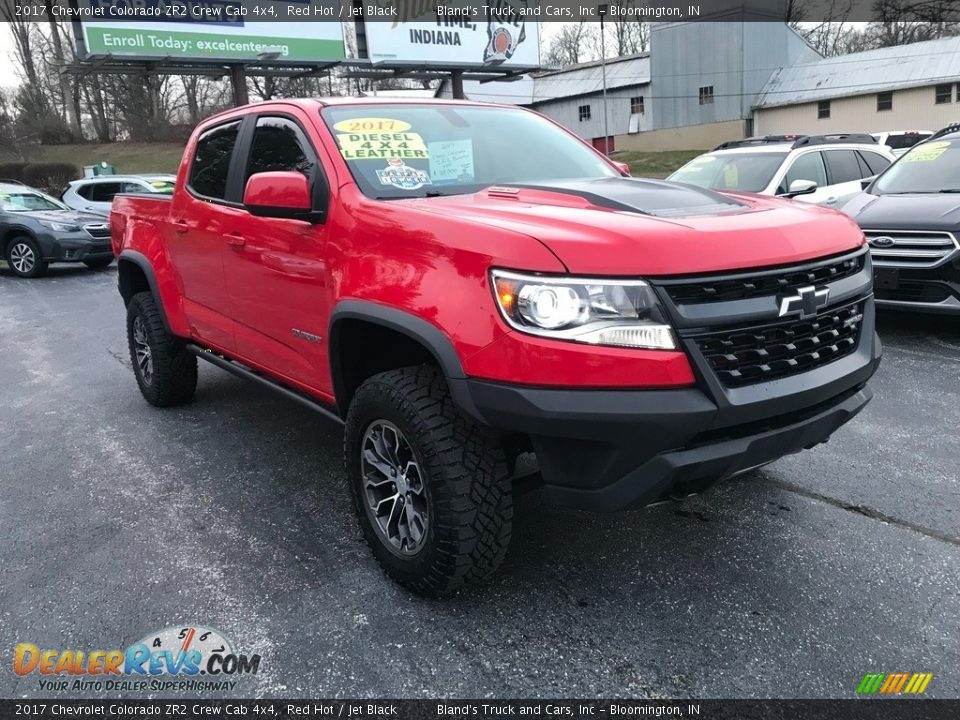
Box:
[668,134,896,209]
[61,175,169,217]
[871,130,933,157]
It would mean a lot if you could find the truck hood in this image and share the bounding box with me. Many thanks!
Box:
[404,178,865,275]
[842,191,960,231]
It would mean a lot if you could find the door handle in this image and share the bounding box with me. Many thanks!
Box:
[225,232,246,248]
[172,218,189,235]
[825,197,837,205]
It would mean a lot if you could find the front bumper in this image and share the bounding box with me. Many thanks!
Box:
[873,262,960,315]
[38,229,113,263]
[453,297,882,512]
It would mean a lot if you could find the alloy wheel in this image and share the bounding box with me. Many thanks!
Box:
[360,420,429,555]
[132,315,153,385]
[10,242,35,275]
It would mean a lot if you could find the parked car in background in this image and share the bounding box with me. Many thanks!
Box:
[843,124,960,314]
[669,134,895,209]
[62,175,167,217]
[138,174,177,193]
[1,183,112,278]
[871,130,933,157]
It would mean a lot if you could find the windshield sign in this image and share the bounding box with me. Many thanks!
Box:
[873,140,960,194]
[320,105,618,199]
[0,190,68,212]
[669,152,788,193]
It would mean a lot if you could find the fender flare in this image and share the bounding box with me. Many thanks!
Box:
[117,250,172,334]
[328,300,482,421]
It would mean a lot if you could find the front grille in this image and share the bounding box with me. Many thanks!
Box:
[664,252,865,305]
[84,224,110,239]
[865,230,959,268]
[693,301,865,388]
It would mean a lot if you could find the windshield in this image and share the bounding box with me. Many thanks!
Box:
[0,189,68,212]
[872,139,960,193]
[669,152,788,192]
[320,105,618,199]
[884,133,932,150]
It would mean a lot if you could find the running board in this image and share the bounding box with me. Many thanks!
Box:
[185,344,344,425]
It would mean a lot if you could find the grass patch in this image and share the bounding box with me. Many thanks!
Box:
[0,142,186,175]
[610,149,704,179]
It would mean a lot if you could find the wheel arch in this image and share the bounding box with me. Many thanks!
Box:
[328,301,480,421]
[117,250,172,334]
[2,226,38,252]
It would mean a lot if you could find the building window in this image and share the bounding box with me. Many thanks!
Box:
[877,92,893,111]
[630,96,645,114]
[818,100,831,119]
[935,84,953,104]
[698,86,714,105]
[578,104,591,122]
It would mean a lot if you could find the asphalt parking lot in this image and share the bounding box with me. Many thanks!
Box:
[1,264,958,700]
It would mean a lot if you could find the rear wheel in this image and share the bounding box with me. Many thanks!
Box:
[84,258,113,270]
[344,366,513,596]
[126,291,197,407]
[6,236,47,278]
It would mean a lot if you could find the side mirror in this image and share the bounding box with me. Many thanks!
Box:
[243,171,314,219]
[860,175,877,191]
[612,161,631,176]
[783,179,818,198]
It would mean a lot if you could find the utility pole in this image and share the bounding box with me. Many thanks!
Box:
[230,64,249,107]
[599,4,610,155]
[451,70,465,99]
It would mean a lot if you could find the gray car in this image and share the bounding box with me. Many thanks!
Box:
[1,183,113,278]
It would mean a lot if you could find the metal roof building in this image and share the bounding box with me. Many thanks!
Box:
[756,35,960,108]
[436,54,651,151]
[754,35,960,137]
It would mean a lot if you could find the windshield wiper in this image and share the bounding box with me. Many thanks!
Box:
[938,189,960,193]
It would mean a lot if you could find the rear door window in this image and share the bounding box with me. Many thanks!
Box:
[190,120,241,200]
[858,150,892,176]
[823,150,863,184]
[89,182,123,202]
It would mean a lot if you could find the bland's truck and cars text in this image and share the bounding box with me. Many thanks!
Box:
[109,99,881,596]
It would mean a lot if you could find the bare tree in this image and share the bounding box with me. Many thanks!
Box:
[542,22,596,67]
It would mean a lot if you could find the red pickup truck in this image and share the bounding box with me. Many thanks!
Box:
[111,98,881,596]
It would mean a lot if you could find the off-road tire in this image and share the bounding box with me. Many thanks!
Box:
[84,258,113,270]
[5,235,48,278]
[126,291,197,407]
[344,365,513,596]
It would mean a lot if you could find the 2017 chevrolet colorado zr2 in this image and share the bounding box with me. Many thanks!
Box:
[111,98,881,596]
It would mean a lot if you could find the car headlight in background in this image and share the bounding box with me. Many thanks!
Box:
[491,270,677,350]
[39,221,82,233]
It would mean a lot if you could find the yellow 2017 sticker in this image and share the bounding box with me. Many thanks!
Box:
[902,141,949,163]
[337,131,429,161]
[332,117,412,133]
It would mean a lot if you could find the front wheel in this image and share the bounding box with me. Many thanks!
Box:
[6,236,48,278]
[344,366,513,596]
[126,291,197,407]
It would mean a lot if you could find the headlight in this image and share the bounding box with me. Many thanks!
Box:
[39,221,81,233]
[491,270,677,350]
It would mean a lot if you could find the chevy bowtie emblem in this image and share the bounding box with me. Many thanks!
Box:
[779,285,830,319]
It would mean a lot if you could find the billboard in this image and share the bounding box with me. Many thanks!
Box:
[74,0,346,63]
[362,0,540,69]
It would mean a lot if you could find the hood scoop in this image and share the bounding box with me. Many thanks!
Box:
[501,177,748,218]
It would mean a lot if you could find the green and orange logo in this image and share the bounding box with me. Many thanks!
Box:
[857,672,933,695]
